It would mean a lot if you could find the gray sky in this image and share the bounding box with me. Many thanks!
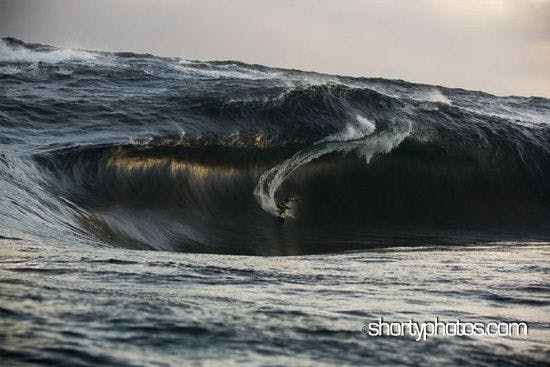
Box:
[1,0,549,97]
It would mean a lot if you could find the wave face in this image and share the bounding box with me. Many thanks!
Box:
[1,37,550,255]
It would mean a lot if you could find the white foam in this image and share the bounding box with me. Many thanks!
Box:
[0,65,21,75]
[416,88,451,105]
[172,61,278,80]
[0,40,96,64]
[324,115,376,142]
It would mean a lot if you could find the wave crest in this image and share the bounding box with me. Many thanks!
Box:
[0,37,97,64]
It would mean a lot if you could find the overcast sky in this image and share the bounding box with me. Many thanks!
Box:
[1,0,549,97]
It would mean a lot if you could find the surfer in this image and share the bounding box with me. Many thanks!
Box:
[276,196,295,219]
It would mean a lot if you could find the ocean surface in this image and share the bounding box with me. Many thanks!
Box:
[1,38,549,366]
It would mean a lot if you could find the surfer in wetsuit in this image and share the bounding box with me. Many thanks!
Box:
[276,196,293,218]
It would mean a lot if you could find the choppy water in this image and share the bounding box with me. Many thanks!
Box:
[1,38,550,366]
[2,240,549,366]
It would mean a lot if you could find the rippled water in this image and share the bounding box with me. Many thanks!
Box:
[1,239,549,366]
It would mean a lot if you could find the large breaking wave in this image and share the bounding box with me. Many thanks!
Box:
[1,37,550,255]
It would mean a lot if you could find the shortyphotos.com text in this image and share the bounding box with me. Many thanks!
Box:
[361,317,528,342]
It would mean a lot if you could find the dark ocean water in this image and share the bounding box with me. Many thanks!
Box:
[1,38,550,366]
